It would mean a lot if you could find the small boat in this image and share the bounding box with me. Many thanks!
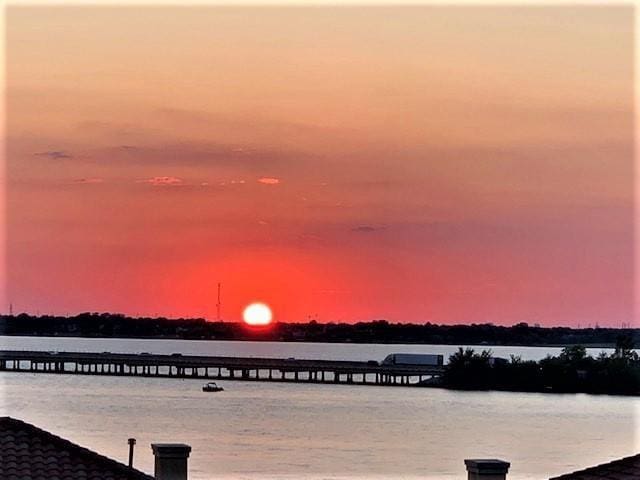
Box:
[202,382,224,392]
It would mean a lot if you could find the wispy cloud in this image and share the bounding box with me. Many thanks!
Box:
[89,142,302,171]
[35,150,72,159]
[73,177,104,184]
[218,179,246,186]
[352,225,386,233]
[137,176,184,186]
[155,106,347,138]
[258,177,280,185]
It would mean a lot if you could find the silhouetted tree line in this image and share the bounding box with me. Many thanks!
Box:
[441,335,640,395]
[0,313,637,346]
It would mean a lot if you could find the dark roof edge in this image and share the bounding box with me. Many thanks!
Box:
[0,416,154,480]
[549,453,640,480]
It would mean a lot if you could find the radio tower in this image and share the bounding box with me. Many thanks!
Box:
[216,283,222,321]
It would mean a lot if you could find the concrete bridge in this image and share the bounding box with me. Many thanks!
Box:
[0,350,444,387]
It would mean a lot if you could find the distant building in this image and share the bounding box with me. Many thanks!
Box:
[488,357,509,367]
[0,417,191,480]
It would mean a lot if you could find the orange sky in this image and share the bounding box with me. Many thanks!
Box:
[5,6,634,325]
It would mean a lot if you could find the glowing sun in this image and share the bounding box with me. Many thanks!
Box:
[242,302,273,326]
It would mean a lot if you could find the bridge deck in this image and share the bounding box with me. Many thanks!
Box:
[0,350,444,387]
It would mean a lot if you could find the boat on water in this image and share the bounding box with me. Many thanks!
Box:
[202,382,224,392]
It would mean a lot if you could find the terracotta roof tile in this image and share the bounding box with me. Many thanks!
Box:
[0,417,154,480]
[550,453,640,480]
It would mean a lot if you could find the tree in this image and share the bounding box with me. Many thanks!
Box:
[560,345,587,363]
[443,348,493,389]
[614,334,637,361]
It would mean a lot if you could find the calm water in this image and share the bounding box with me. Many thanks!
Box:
[1,336,638,480]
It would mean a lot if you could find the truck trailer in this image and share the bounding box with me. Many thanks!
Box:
[381,353,444,366]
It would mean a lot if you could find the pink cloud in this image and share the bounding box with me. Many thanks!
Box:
[258,177,280,185]
[137,176,184,186]
[218,179,246,186]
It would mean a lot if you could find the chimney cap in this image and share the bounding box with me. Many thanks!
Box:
[465,459,511,475]
[151,443,192,459]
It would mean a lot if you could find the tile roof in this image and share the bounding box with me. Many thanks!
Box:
[550,453,640,480]
[0,416,154,480]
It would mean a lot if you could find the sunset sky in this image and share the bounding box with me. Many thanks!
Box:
[5,6,634,325]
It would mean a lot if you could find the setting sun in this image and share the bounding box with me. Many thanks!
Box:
[242,303,273,326]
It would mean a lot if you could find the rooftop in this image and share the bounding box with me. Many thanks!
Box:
[0,416,154,480]
[549,453,640,480]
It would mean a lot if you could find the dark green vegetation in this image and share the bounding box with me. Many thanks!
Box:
[0,313,637,346]
[442,336,640,395]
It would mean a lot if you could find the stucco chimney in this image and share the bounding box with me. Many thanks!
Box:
[464,459,510,480]
[151,443,191,480]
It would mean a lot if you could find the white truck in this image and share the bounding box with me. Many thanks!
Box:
[382,353,444,366]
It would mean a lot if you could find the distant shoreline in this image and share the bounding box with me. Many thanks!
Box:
[0,332,621,350]
[1,313,635,348]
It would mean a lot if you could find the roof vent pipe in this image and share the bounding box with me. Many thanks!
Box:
[127,438,136,468]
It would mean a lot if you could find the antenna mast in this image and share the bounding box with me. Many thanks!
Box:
[216,283,221,321]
